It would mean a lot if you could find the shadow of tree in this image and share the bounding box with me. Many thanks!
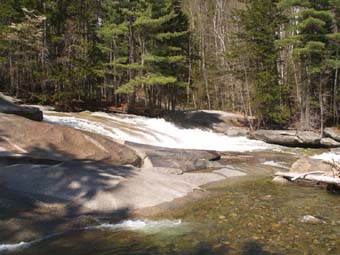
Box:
[0,139,137,244]
[165,111,224,129]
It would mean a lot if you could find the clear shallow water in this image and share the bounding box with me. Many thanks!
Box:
[3,177,340,255]
[43,112,275,152]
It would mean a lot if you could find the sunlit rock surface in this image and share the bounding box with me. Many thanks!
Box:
[0,113,140,166]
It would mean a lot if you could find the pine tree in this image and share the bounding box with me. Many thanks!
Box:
[278,0,334,130]
[231,0,288,127]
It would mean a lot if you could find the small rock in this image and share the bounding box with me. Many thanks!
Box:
[261,195,272,201]
[219,215,226,220]
[272,176,290,185]
[329,234,337,240]
[271,223,281,229]
[299,215,324,224]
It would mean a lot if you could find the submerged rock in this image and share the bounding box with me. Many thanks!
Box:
[290,158,331,174]
[0,93,43,121]
[300,215,324,224]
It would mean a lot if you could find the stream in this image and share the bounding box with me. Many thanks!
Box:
[1,111,340,254]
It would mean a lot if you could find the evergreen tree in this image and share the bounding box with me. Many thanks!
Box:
[231,0,288,127]
[278,0,334,130]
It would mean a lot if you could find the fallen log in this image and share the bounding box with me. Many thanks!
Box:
[275,171,340,185]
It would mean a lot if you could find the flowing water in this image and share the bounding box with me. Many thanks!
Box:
[43,111,275,152]
[1,111,340,254]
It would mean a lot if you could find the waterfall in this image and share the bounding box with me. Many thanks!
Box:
[44,112,275,152]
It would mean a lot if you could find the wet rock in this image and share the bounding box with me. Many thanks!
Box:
[66,215,100,228]
[300,215,324,224]
[320,137,340,148]
[249,130,322,148]
[290,158,332,174]
[272,176,290,185]
[0,93,43,121]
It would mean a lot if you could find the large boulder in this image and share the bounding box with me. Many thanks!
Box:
[324,128,340,142]
[0,93,43,121]
[0,113,141,166]
[250,130,321,148]
[290,158,332,174]
[320,137,340,148]
[126,142,221,172]
[0,160,226,213]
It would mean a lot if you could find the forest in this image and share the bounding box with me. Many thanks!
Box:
[0,0,339,131]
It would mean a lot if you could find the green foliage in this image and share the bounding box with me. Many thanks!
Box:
[143,54,185,63]
[0,0,190,110]
[232,0,289,126]
[117,74,177,94]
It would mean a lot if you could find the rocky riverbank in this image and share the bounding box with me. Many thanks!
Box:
[0,104,240,215]
[1,93,339,247]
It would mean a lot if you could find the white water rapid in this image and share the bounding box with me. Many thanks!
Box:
[88,219,183,232]
[44,111,275,152]
[0,241,31,253]
[312,152,340,162]
[0,219,184,253]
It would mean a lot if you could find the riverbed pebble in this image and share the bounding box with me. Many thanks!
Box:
[272,176,290,185]
[299,215,324,224]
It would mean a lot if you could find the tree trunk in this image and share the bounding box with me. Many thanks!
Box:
[275,172,340,185]
[319,76,324,136]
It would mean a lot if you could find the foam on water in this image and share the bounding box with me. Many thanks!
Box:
[311,152,340,162]
[0,219,182,253]
[88,219,183,232]
[0,242,31,253]
[44,112,275,152]
[0,233,60,253]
